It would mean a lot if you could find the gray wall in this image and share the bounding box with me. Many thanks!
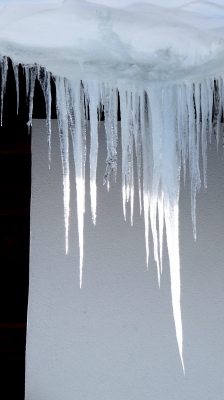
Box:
[25,120,224,400]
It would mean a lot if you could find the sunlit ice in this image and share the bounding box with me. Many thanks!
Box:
[1,0,224,370]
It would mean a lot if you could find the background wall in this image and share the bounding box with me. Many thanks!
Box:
[25,119,224,400]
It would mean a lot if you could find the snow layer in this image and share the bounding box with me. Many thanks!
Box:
[1,0,224,82]
[1,0,224,369]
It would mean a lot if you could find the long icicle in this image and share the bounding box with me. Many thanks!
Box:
[84,81,100,225]
[66,80,86,288]
[2,58,221,370]
[55,76,70,254]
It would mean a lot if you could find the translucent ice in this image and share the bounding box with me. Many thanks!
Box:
[1,0,224,368]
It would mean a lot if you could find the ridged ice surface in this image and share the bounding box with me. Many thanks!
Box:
[1,0,224,370]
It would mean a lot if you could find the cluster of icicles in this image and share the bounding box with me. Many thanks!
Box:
[1,55,222,370]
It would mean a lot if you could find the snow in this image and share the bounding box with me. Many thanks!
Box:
[1,0,224,369]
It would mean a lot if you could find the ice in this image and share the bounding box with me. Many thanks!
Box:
[11,60,19,115]
[101,83,118,188]
[65,79,86,288]
[24,65,38,131]
[55,76,70,255]
[0,56,8,126]
[38,68,52,165]
[119,84,135,222]
[2,0,224,369]
[84,81,100,225]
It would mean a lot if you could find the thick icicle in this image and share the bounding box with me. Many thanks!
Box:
[161,85,184,370]
[38,68,52,165]
[0,56,8,126]
[55,76,70,255]
[66,80,86,288]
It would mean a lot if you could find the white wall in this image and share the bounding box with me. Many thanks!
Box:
[25,119,224,400]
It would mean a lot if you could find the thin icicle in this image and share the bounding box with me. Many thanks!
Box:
[213,79,222,147]
[38,67,52,165]
[0,56,8,126]
[132,90,142,215]
[55,76,70,255]
[207,78,214,144]
[11,61,19,115]
[140,89,152,268]
[158,188,164,273]
[221,77,224,154]
[27,66,38,130]
[177,83,188,186]
[201,80,209,189]
[23,65,30,102]
[84,81,99,225]
[119,84,133,221]
[187,83,201,240]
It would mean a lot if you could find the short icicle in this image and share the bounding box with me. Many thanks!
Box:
[11,61,19,115]
[0,56,8,126]
[38,68,52,166]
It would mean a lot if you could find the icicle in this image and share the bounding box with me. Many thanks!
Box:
[66,80,86,288]
[119,84,134,222]
[26,66,38,131]
[158,187,164,273]
[187,83,201,240]
[201,80,209,188]
[140,89,152,268]
[207,78,214,144]
[55,76,70,255]
[23,65,30,101]
[132,89,142,215]
[84,81,99,225]
[38,67,52,165]
[148,86,163,286]
[161,85,184,371]
[3,55,224,370]
[11,61,19,115]
[221,77,224,153]
[213,79,222,147]
[0,56,8,126]
[177,84,188,186]
[101,83,118,188]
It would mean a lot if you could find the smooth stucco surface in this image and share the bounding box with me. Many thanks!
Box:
[25,120,224,399]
